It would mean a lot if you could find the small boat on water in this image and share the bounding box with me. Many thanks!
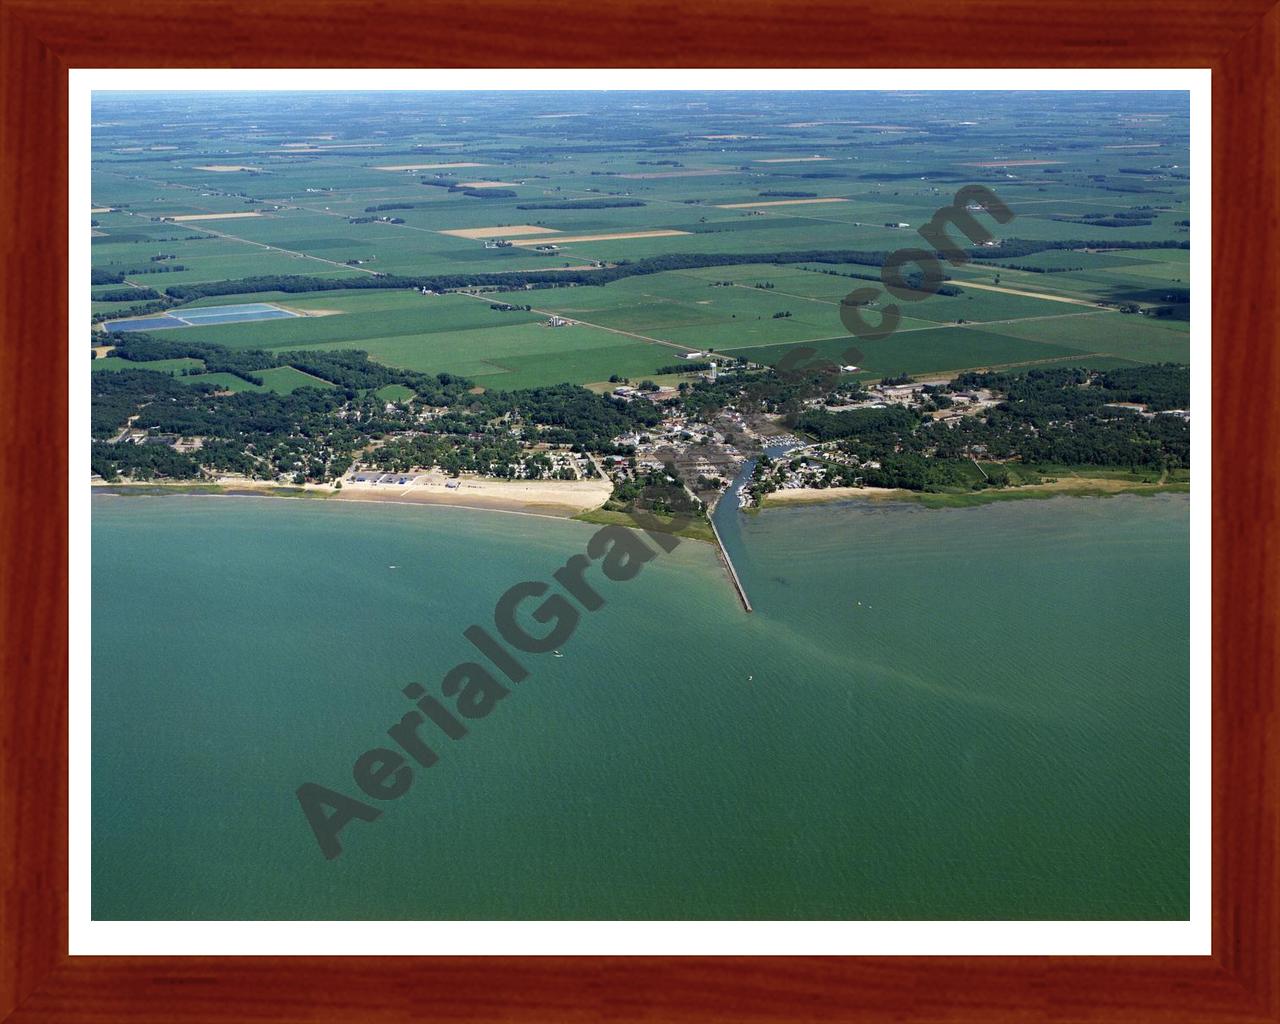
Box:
[553,650,564,658]
[388,565,398,570]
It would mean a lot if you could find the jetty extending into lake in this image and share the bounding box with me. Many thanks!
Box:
[709,513,752,613]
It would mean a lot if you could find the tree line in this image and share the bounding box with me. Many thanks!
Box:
[156,237,1189,306]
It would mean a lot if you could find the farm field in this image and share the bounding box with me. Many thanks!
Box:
[724,325,1100,381]
[91,90,1190,389]
[92,356,204,375]
[286,320,683,390]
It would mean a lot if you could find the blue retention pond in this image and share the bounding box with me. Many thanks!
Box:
[105,302,302,333]
[105,316,185,332]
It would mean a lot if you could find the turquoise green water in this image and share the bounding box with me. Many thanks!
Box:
[92,493,1189,920]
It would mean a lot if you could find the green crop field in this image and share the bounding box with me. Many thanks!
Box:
[981,312,1190,363]
[93,358,337,394]
[727,325,1098,380]
[182,372,263,393]
[92,356,205,375]
[289,320,680,390]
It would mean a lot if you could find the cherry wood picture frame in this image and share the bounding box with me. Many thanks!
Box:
[2,1,1276,1020]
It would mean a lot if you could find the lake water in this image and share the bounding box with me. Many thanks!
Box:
[91,492,1189,920]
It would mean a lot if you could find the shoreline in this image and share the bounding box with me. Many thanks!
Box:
[91,475,612,521]
[759,477,1190,510]
[91,472,1191,524]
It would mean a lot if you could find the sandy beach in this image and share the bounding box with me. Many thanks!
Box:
[763,486,910,507]
[336,471,612,516]
[761,476,1186,509]
[93,472,613,519]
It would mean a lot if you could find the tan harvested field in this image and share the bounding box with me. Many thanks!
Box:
[511,229,691,245]
[192,165,260,172]
[456,180,521,188]
[717,198,850,209]
[782,121,909,128]
[951,280,1105,307]
[372,162,489,171]
[91,229,107,237]
[618,168,732,180]
[169,211,263,222]
[280,142,384,150]
[92,345,116,358]
[274,304,343,317]
[960,160,1063,167]
[755,156,830,163]
[439,225,560,239]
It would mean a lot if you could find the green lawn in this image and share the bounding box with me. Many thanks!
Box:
[374,383,416,402]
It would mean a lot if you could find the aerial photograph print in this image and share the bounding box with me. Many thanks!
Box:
[88,85,1194,924]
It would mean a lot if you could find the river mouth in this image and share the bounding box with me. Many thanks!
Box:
[711,441,801,562]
